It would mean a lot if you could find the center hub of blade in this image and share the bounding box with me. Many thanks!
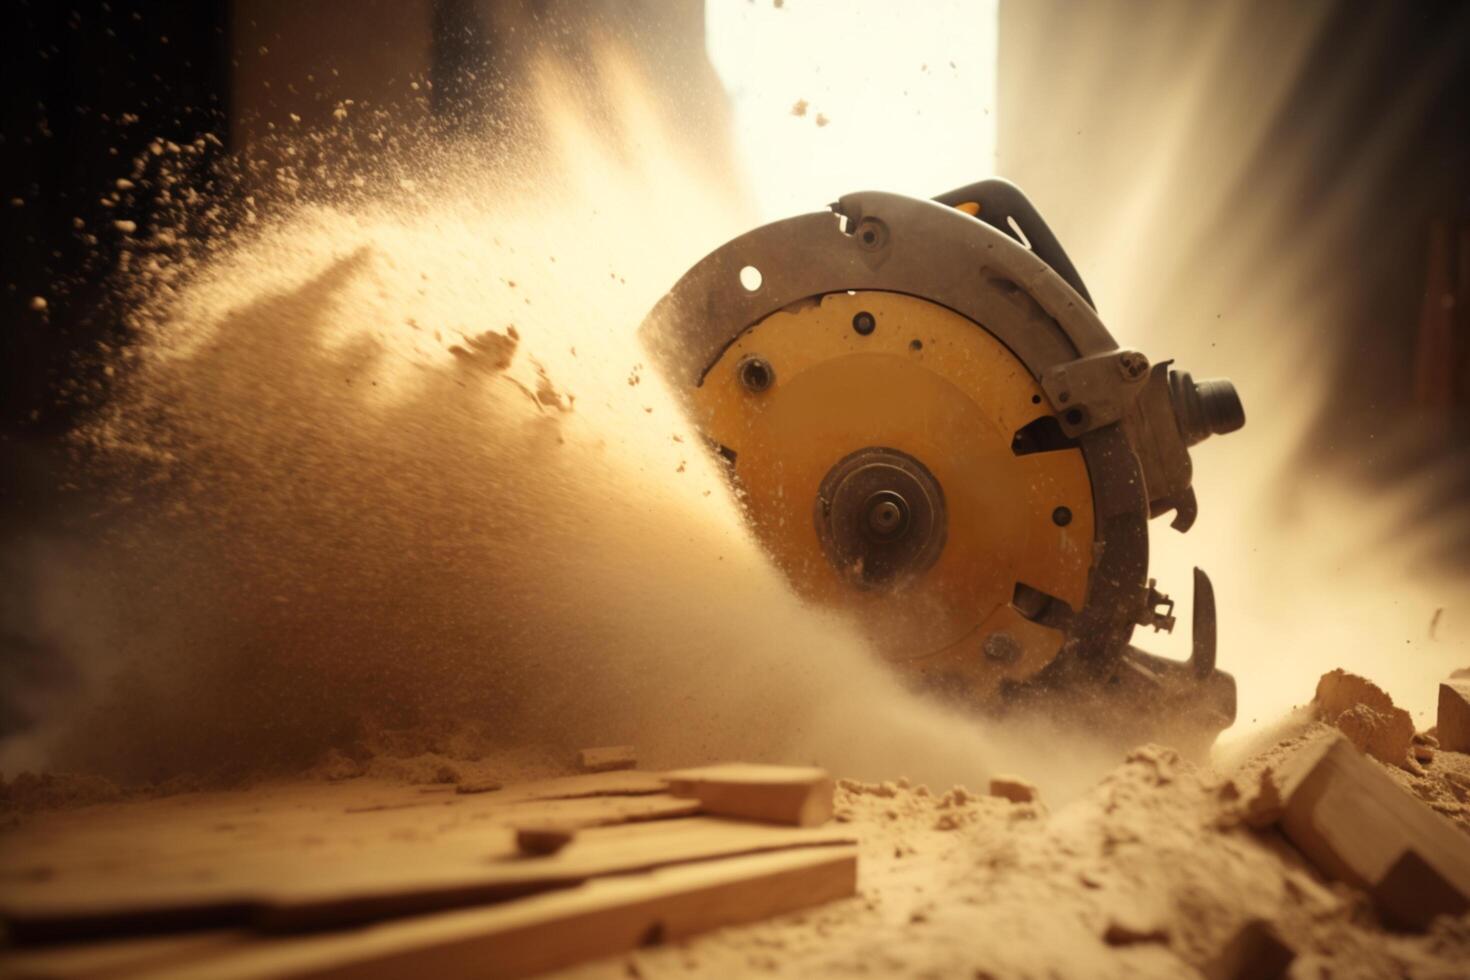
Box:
[815,447,947,589]
[865,492,908,539]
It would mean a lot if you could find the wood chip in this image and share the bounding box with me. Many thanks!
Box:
[988,775,1040,805]
[515,827,574,856]
[577,746,637,773]
[1438,680,1470,753]
[1204,919,1295,980]
[454,780,504,795]
[665,764,834,827]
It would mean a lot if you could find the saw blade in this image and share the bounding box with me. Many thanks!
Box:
[690,289,1094,691]
[639,190,1165,703]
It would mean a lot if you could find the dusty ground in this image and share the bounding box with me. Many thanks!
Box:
[4,704,1470,980]
[561,727,1470,980]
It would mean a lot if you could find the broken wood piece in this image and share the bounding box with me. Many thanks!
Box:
[1437,680,1470,753]
[515,827,575,856]
[988,775,1040,805]
[664,764,834,826]
[1204,919,1295,980]
[1102,917,1168,946]
[454,780,503,795]
[1273,733,1470,929]
[577,746,636,773]
[134,848,859,980]
[1312,669,1415,768]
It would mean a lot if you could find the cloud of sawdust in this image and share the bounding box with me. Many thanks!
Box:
[1,50,1126,799]
[14,5,1463,803]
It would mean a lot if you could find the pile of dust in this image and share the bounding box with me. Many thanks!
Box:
[0,52,1120,799]
[574,737,1470,980]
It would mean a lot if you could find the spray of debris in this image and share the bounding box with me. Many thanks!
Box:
[2,51,1121,797]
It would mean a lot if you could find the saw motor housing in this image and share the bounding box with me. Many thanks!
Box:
[640,180,1244,739]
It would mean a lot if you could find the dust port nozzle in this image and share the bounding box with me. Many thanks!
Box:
[1169,370,1245,446]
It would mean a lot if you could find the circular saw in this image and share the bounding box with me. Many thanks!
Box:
[640,180,1245,739]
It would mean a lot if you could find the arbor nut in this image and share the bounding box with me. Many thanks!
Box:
[1117,350,1150,381]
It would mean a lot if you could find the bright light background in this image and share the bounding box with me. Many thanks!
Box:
[705,0,998,222]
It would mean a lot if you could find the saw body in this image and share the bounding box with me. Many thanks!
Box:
[640,180,1244,735]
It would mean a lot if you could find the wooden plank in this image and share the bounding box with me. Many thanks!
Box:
[576,747,637,773]
[664,764,834,826]
[256,817,855,931]
[143,847,858,980]
[0,932,251,980]
[1274,733,1470,928]
[497,771,665,801]
[0,791,695,945]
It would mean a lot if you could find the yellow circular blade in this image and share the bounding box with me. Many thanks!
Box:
[691,290,1096,690]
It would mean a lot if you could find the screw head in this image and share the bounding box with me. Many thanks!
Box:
[738,357,774,393]
[1118,350,1150,381]
[852,311,876,335]
[854,218,887,250]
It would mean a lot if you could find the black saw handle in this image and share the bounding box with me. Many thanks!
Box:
[934,178,1096,310]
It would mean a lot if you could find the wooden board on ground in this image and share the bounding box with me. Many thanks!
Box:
[2,807,851,940]
[258,816,855,931]
[665,764,834,826]
[4,847,857,980]
[0,777,685,944]
[1274,732,1470,928]
[1,931,252,980]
